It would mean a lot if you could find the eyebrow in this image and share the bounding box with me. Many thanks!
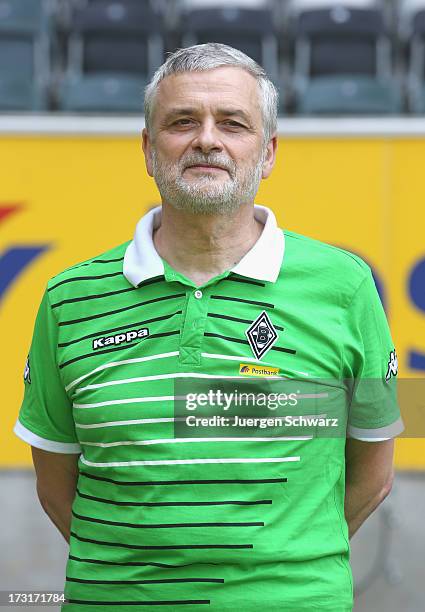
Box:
[163,107,252,124]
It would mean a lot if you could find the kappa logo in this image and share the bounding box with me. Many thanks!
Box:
[385,348,398,382]
[245,311,279,360]
[23,355,31,384]
[93,328,149,350]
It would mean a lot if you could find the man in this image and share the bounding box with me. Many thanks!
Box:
[14,43,403,611]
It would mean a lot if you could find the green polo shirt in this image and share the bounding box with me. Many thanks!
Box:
[14,204,403,611]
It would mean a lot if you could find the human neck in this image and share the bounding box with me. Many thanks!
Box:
[153,203,264,286]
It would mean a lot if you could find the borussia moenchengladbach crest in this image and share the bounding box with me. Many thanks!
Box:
[245,310,279,360]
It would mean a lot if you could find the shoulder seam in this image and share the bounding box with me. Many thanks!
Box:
[48,241,130,286]
[338,272,371,377]
[44,288,71,393]
[283,230,369,271]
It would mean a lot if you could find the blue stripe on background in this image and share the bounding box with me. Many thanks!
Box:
[0,245,49,301]
[409,351,425,372]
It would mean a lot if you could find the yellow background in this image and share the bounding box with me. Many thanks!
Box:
[1,135,424,468]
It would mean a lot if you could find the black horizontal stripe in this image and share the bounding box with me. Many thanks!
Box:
[76,489,272,507]
[211,295,274,308]
[72,510,263,529]
[208,312,284,331]
[51,287,135,309]
[204,333,249,346]
[79,471,287,486]
[67,576,224,585]
[70,531,253,550]
[48,272,122,292]
[53,276,166,307]
[67,599,210,606]
[223,276,266,287]
[59,330,180,369]
[272,345,297,354]
[79,256,124,266]
[204,332,295,355]
[59,338,139,368]
[137,275,165,288]
[92,256,124,263]
[58,311,182,348]
[59,293,184,326]
[69,257,124,273]
[68,554,181,569]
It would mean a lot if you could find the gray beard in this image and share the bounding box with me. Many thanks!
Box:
[151,149,266,215]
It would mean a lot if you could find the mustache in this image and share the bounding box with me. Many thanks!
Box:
[181,155,235,174]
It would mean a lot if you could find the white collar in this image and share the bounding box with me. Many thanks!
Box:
[123,204,285,287]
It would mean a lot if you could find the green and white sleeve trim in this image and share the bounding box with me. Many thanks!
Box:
[13,419,82,454]
[347,416,404,441]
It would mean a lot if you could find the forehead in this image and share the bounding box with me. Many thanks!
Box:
[154,66,262,121]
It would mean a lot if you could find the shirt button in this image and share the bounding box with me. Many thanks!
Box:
[194,290,203,299]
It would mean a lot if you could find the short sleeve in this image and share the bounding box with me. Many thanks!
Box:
[13,289,82,454]
[341,269,404,441]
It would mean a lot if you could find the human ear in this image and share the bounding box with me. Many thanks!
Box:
[142,128,154,177]
[262,135,278,179]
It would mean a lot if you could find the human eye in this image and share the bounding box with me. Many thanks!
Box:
[222,120,246,129]
[172,118,195,127]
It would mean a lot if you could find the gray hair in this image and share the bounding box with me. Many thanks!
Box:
[144,43,278,144]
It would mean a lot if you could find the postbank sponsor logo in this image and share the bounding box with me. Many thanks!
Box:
[239,363,280,377]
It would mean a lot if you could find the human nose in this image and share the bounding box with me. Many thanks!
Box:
[191,119,223,154]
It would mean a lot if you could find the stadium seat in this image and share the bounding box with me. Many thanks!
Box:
[292,5,394,114]
[294,6,390,80]
[0,75,46,111]
[70,1,162,76]
[181,6,279,76]
[60,0,163,112]
[183,0,269,7]
[400,0,425,21]
[409,83,425,112]
[296,75,402,114]
[393,0,424,40]
[407,7,425,112]
[58,73,146,113]
[0,0,50,110]
[289,0,379,13]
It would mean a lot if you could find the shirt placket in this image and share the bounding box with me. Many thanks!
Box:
[161,259,231,366]
[179,286,211,366]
